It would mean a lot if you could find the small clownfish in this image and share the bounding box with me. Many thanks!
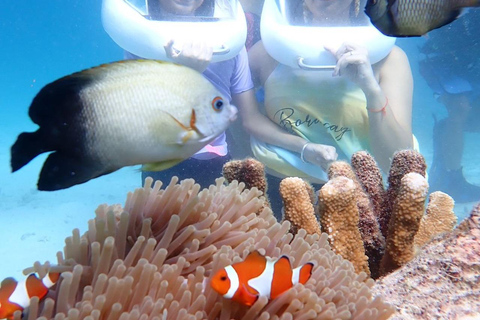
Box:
[210,251,314,306]
[0,272,60,319]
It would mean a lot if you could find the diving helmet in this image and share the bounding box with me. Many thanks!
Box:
[102,0,247,62]
[261,0,396,70]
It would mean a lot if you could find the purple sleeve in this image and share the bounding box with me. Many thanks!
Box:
[230,47,254,95]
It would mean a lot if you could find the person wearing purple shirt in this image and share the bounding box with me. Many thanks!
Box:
[124,0,256,189]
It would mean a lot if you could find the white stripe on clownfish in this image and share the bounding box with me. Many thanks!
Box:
[291,264,301,285]
[247,256,276,299]
[0,272,60,319]
[223,265,239,299]
[41,273,56,289]
[8,277,30,309]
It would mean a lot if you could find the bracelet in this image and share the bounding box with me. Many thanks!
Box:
[300,142,310,163]
[367,97,388,116]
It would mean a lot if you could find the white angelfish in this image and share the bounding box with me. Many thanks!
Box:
[11,60,237,191]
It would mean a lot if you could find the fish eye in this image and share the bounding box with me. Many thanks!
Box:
[370,0,377,4]
[212,96,224,112]
[220,276,227,281]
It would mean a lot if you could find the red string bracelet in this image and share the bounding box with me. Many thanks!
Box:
[367,97,388,116]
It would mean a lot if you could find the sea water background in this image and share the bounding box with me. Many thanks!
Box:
[0,1,478,282]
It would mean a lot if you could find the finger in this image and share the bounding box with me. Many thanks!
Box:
[198,42,213,61]
[333,53,353,76]
[334,43,355,60]
[335,54,364,76]
[342,42,360,52]
[330,151,338,162]
[181,42,194,57]
[324,45,338,57]
[204,45,213,60]
[164,39,175,58]
[335,43,348,58]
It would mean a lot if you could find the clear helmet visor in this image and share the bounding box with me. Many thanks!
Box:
[261,0,396,70]
[278,0,370,27]
[125,0,239,21]
[103,0,246,62]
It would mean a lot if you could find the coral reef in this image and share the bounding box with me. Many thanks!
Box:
[222,157,270,212]
[379,172,429,275]
[318,176,371,276]
[372,203,480,319]
[328,161,385,279]
[241,150,455,280]
[279,177,320,235]
[350,151,386,224]
[222,158,268,198]
[381,150,427,237]
[321,150,456,278]
[17,177,394,320]
[414,191,457,249]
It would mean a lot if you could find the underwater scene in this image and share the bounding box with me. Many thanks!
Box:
[0,0,479,319]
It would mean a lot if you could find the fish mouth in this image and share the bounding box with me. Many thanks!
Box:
[229,105,238,122]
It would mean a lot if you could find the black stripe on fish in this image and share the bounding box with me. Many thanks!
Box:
[11,72,103,191]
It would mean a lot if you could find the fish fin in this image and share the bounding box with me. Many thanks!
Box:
[11,131,54,172]
[142,159,184,172]
[297,262,314,285]
[270,256,293,300]
[25,274,48,299]
[243,250,267,269]
[47,272,60,285]
[1,277,17,287]
[14,69,92,177]
[234,283,259,306]
[37,152,113,191]
[0,277,18,304]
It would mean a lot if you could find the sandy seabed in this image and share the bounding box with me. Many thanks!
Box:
[0,123,140,281]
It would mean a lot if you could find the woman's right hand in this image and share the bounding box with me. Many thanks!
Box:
[302,143,338,172]
[164,40,213,73]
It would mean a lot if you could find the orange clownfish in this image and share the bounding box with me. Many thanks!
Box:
[0,272,59,319]
[210,250,314,306]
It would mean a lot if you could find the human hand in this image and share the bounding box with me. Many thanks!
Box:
[302,143,338,172]
[325,42,378,92]
[164,40,213,73]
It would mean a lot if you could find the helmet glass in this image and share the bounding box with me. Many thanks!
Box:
[280,0,369,27]
[124,0,239,21]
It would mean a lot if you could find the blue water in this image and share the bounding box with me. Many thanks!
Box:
[0,1,138,280]
[0,1,478,282]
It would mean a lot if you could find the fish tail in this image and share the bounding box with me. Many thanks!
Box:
[11,131,53,172]
[38,152,110,191]
[297,263,314,285]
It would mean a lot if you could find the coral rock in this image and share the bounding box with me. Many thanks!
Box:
[373,203,480,319]
[380,172,429,275]
[350,151,386,222]
[328,161,385,278]
[318,176,371,276]
[222,158,267,194]
[382,150,427,237]
[414,191,457,249]
[279,177,320,235]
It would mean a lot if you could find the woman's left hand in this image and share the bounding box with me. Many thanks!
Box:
[325,42,378,92]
